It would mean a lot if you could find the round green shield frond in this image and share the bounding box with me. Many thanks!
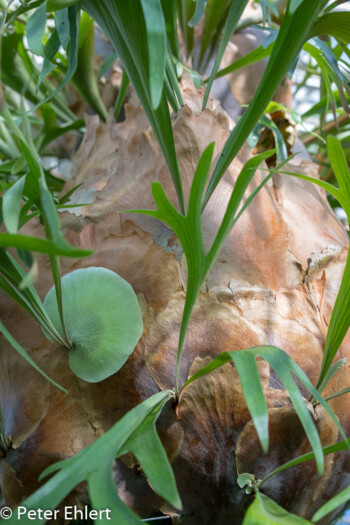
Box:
[43,267,143,382]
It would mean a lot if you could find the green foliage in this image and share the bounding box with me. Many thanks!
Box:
[26,1,47,55]
[1,0,350,523]
[271,136,350,390]
[5,391,181,525]
[312,487,350,522]
[243,492,311,524]
[81,0,185,214]
[43,267,144,382]
[181,345,348,476]
[140,0,167,109]
[259,435,350,489]
[70,12,108,121]
[202,0,249,109]
[128,145,279,391]
[2,175,26,233]
[203,0,324,208]
[114,68,129,121]
[32,4,81,110]
[211,42,274,80]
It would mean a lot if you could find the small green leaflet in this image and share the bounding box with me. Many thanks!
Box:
[243,492,311,524]
[5,391,181,525]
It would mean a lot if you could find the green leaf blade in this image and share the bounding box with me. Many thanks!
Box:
[203,0,324,207]
[2,176,26,234]
[202,0,249,110]
[0,321,67,393]
[312,486,350,522]
[5,391,179,524]
[26,1,47,55]
[230,351,269,453]
[140,0,167,109]
[181,345,348,477]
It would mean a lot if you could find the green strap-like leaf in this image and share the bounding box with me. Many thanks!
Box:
[26,1,47,55]
[277,137,350,389]
[88,468,141,525]
[181,346,349,476]
[212,42,274,81]
[54,7,70,49]
[311,486,350,522]
[5,391,180,525]
[260,436,350,489]
[120,409,182,510]
[128,146,276,392]
[196,0,232,71]
[98,51,118,80]
[311,11,350,41]
[140,0,167,109]
[70,13,108,121]
[259,115,288,161]
[188,0,207,27]
[81,0,185,214]
[114,68,129,121]
[202,0,249,110]
[2,175,26,234]
[231,351,269,453]
[0,321,66,393]
[33,4,81,109]
[161,0,180,58]
[203,0,324,208]
[0,232,92,257]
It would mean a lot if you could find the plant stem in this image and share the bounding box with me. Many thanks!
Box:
[49,255,73,348]
[314,387,350,406]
